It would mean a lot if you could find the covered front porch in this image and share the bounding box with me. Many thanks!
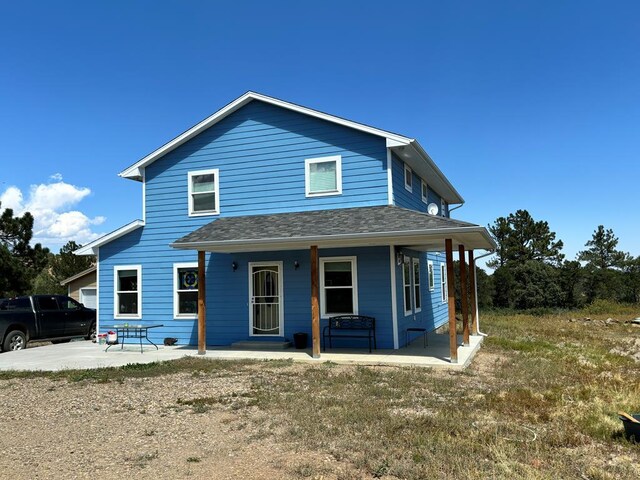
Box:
[0,333,482,372]
[171,205,495,364]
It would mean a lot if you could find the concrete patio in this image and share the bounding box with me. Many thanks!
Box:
[0,333,483,372]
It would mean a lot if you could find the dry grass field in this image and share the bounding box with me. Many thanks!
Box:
[0,305,638,479]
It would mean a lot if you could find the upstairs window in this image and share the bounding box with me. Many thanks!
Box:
[115,265,141,318]
[404,164,413,192]
[174,263,198,318]
[421,180,428,203]
[188,169,219,216]
[441,198,446,217]
[305,155,342,197]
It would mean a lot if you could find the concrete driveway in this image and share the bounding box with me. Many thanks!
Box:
[0,340,200,371]
[0,333,483,371]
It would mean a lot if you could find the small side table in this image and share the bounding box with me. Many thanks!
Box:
[406,328,428,348]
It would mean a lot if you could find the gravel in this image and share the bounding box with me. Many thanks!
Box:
[0,370,341,479]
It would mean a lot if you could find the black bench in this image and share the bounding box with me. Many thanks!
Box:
[323,315,376,352]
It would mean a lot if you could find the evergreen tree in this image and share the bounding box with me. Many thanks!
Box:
[487,210,564,268]
[487,210,564,309]
[577,225,626,269]
[0,203,49,296]
[31,241,95,295]
[49,241,94,281]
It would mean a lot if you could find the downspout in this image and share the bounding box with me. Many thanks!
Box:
[472,250,494,336]
[448,202,465,213]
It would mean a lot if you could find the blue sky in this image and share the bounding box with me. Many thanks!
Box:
[1,1,638,269]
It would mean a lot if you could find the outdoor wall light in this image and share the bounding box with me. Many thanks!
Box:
[231,261,238,271]
[294,260,300,270]
[396,252,404,266]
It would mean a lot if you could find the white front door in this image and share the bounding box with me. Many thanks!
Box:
[249,262,283,336]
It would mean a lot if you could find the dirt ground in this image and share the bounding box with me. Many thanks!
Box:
[0,366,363,480]
[1,311,639,480]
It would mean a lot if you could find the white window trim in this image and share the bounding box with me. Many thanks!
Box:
[441,263,447,304]
[404,163,413,192]
[114,265,142,319]
[421,180,428,204]
[319,256,358,318]
[173,262,198,319]
[412,258,422,313]
[305,155,342,197]
[402,257,412,316]
[428,260,435,291]
[188,168,220,217]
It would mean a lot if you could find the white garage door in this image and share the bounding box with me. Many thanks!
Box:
[80,288,97,309]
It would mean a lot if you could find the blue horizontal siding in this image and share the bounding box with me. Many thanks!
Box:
[99,239,394,348]
[395,249,448,346]
[392,154,448,216]
[144,100,389,224]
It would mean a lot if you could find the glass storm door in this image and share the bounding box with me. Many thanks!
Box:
[249,263,283,336]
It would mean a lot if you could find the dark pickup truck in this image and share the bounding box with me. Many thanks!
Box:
[0,295,96,352]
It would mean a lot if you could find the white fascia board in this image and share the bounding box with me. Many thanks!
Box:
[119,91,414,180]
[170,226,496,253]
[74,220,145,255]
[386,138,411,148]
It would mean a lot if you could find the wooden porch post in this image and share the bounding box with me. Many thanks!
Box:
[458,245,470,346]
[310,245,321,359]
[445,239,457,363]
[468,250,478,335]
[197,250,206,355]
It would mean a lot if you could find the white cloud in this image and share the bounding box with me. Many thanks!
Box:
[0,177,106,251]
[0,186,24,211]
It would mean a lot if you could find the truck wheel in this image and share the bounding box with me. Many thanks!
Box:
[3,331,26,351]
[85,323,96,342]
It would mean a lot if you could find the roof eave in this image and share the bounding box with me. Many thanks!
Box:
[59,266,97,285]
[74,220,145,255]
[170,226,496,253]
[119,91,414,180]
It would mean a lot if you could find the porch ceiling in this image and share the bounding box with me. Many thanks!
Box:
[170,205,496,253]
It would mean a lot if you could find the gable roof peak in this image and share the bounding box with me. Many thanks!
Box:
[118,91,413,181]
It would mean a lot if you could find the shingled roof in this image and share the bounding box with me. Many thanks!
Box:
[171,206,495,253]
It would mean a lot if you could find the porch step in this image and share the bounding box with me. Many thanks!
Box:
[231,341,292,350]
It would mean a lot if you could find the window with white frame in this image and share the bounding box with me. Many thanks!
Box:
[413,258,421,312]
[404,163,412,192]
[174,263,198,318]
[440,198,446,217]
[188,169,219,216]
[441,263,447,303]
[421,180,428,203]
[114,265,141,318]
[305,155,342,197]
[320,257,357,317]
[402,258,412,315]
[428,260,435,291]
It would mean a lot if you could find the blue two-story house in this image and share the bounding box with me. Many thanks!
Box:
[77,92,495,362]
